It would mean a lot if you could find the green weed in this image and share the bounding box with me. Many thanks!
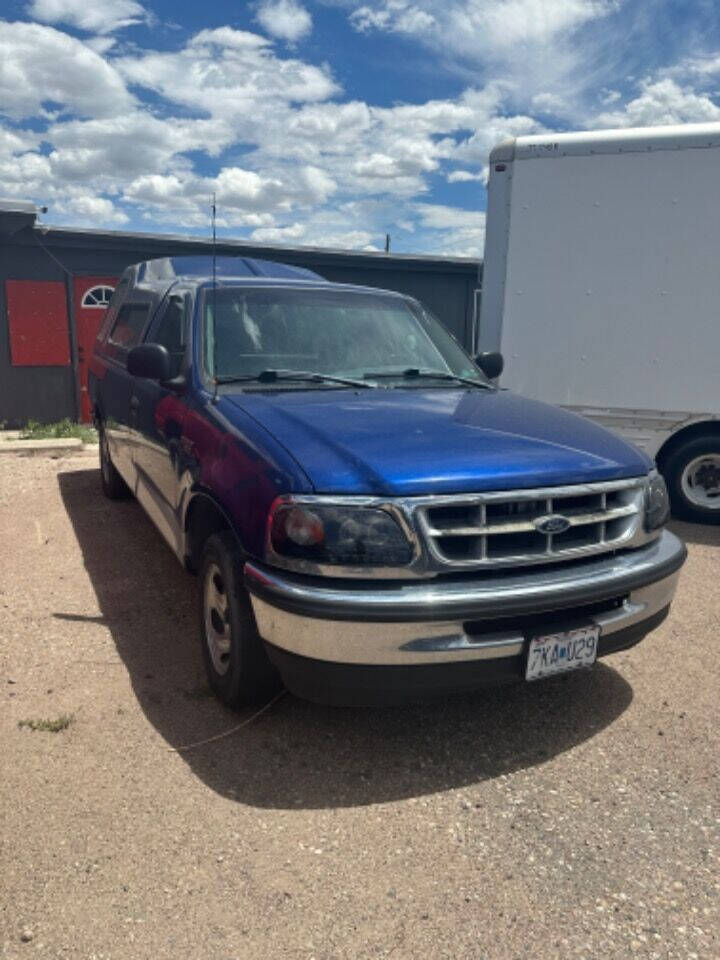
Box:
[18,714,74,733]
[19,419,97,444]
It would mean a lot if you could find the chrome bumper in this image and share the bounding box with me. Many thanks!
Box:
[244,530,686,667]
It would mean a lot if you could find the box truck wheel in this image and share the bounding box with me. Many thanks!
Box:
[663,436,720,524]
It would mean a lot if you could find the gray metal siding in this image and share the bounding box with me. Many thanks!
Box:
[0,239,77,426]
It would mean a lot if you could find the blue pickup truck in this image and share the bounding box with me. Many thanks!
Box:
[90,256,686,706]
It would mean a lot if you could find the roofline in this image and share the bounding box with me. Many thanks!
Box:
[489,121,720,163]
[31,222,480,268]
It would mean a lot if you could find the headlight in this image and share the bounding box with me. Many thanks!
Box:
[269,501,413,567]
[645,471,670,531]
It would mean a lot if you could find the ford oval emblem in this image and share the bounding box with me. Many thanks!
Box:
[535,514,571,535]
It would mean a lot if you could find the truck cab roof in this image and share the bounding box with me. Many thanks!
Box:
[117,255,408,305]
[123,255,326,295]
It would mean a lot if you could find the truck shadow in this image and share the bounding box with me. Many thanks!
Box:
[58,468,633,810]
[668,519,720,547]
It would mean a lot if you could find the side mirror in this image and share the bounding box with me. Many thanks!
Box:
[475,351,504,379]
[127,343,171,381]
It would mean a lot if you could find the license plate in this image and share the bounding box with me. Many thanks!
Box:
[525,625,599,681]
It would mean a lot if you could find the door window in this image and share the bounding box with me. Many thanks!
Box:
[108,303,150,350]
[97,280,127,341]
[147,295,187,378]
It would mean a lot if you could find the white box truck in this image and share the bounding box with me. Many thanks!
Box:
[478,122,720,523]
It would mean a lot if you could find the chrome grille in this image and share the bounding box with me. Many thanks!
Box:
[415,478,646,569]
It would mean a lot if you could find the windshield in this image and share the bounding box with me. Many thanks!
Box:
[202,286,486,386]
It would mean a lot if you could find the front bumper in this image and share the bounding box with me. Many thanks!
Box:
[244,530,686,703]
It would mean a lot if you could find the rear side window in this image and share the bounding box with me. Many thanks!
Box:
[97,279,128,341]
[147,294,187,378]
[108,303,150,350]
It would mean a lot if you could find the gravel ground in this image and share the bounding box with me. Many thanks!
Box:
[1,454,718,960]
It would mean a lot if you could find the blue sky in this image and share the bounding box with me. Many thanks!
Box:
[2,0,720,254]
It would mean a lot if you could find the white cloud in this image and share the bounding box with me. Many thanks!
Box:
[84,35,117,54]
[250,222,307,243]
[249,221,382,253]
[451,92,543,165]
[531,92,567,114]
[114,29,522,208]
[122,163,336,228]
[117,27,337,122]
[244,91,498,202]
[215,164,336,210]
[27,0,148,34]
[342,0,622,120]
[595,78,720,128]
[414,203,485,256]
[353,149,437,179]
[58,194,129,224]
[668,52,720,81]
[44,113,234,191]
[447,169,484,182]
[451,0,613,49]
[0,150,52,194]
[254,223,378,250]
[255,0,312,43]
[0,146,134,229]
[0,127,39,156]
[347,0,613,47]
[124,174,191,207]
[415,203,479,230]
[0,20,134,119]
[351,2,436,34]
[125,173,277,229]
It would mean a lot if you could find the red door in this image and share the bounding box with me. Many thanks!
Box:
[73,276,119,421]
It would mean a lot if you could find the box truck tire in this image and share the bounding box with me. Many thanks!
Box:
[663,436,720,524]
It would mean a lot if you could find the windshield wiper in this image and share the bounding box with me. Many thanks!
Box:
[214,369,377,389]
[363,367,490,389]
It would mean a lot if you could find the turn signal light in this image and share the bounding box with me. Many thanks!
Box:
[276,506,325,547]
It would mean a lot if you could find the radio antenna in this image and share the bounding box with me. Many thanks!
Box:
[211,192,219,403]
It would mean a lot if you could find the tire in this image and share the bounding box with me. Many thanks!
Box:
[199,531,281,708]
[663,435,720,524]
[99,426,130,500]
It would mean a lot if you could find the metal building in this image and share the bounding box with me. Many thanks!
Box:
[0,201,481,426]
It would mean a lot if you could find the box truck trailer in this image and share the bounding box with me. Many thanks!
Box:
[478,122,720,523]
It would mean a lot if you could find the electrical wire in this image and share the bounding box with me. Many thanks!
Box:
[32,229,74,276]
[168,688,287,753]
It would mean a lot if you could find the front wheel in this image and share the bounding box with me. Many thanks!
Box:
[199,532,281,708]
[663,435,720,524]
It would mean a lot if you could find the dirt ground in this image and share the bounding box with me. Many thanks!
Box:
[0,453,718,960]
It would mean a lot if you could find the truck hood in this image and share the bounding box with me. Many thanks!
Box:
[223,387,651,496]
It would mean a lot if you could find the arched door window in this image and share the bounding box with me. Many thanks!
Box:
[81,285,115,308]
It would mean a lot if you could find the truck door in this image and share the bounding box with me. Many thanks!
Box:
[101,299,153,489]
[130,292,189,554]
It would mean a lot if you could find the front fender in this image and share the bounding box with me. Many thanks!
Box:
[177,397,313,562]
[181,486,248,569]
